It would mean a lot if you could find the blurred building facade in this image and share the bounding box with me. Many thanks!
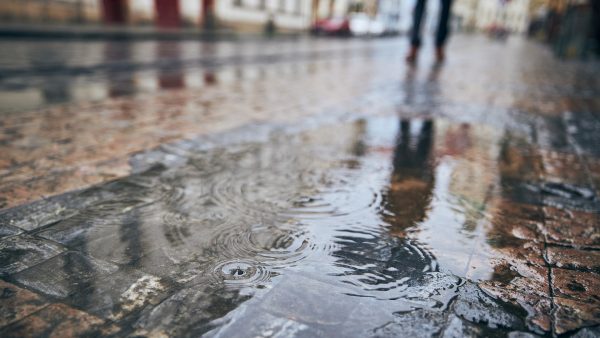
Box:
[452,0,531,33]
[0,0,383,32]
[526,0,599,59]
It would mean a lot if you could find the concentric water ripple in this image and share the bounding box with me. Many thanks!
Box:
[212,259,271,289]
[208,222,313,268]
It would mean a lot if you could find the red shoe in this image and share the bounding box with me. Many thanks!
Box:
[406,46,419,63]
[436,47,445,63]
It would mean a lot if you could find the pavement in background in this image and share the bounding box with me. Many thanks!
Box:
[0,35,599,337]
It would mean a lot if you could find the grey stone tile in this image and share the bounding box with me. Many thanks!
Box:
[453,282,524,330]
[371,309,447,338]
[0,235,65,276]
[258,273,359,326]
[65,269,169,321]
[0,225,22,239]
[207,311,318,338]
[135,284,250,337]
[12,251,119,298]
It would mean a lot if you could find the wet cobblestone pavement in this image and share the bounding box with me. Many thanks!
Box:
[1,35,600,337]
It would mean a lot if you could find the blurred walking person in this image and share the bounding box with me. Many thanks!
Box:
[406,0,453,63]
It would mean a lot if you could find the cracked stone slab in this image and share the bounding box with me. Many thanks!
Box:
[0,279,49,328]
[0,235,65,276]
[0,303,120,338]
[64,269,169,322]
[11,251,119,298]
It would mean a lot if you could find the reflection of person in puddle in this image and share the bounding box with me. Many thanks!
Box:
[384,119,435,237]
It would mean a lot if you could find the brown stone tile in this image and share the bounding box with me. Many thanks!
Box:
[539,150,589,186]
[0,280,49,328]
[0,60,385,211]
[498,144,544,182]
[554,297,600,335]
[490,242,546,268]
[542,206,600,249]
[487,198,545,241]
[12,251,119,299]
[547,246,600,272]
[551,269,600,304]
[0,303,120,338]
[479,281,552,333]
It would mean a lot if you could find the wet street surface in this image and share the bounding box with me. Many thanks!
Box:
[1,35,600,337]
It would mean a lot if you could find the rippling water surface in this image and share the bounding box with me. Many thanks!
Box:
[21,112,535,336]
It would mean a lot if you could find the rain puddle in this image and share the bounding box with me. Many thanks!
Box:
[3,114,549,336]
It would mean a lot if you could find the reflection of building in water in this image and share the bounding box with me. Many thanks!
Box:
[0,0,408,32]
[104,42,136,98]
[156,41,184,90]
[0,0,315,32]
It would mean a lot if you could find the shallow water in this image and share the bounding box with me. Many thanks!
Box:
[3,114,545,336]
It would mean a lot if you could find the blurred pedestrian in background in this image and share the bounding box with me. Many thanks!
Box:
[406,0,453,63]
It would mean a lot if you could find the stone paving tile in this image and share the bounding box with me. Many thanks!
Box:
[0,225,22,239]
[134,284,251,337]
[551,269,600,305]
[206,311,317,338]
[541,206,600,249]
[479,281,552,334]
[563,111,600,158]
[0,235,65,276]
[258,275,357,326]
[539,150,590,187]
[546,246,600,272]
[553,297,600,335]
[487,199,545,242]
[0,279,49,328]
[36,206,161,265]
[64,269,170,322]
[11,251,119,298]
[452,282,524,330]
[0,303,120,338]
[0,167,166,233]
[570,326,600,338]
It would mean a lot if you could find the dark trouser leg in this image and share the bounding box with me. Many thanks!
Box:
[435,0,452,47]
[410,0,427,48]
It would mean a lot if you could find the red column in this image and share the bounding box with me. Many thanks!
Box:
[102,0,128,24]
[202,0,215,28]
[155,0,181,29]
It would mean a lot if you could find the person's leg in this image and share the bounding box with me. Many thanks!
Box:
[407,0,427,62]
[435,0,452,61]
